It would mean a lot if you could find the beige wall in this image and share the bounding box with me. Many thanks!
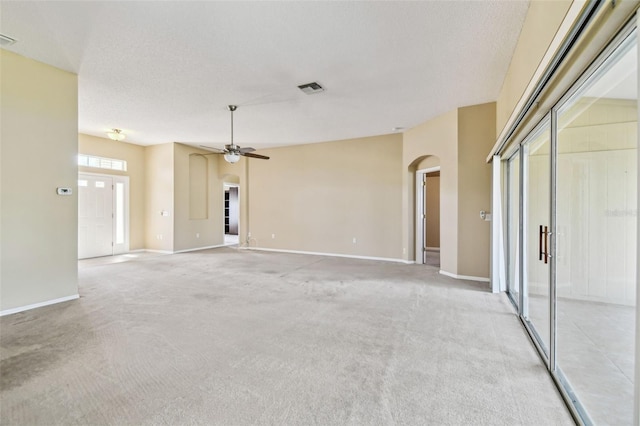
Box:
[496,0,573,136]
[78,134,146,250]
[403,103,495,279]
[403,109,458,272]
[78,139,227,253]
[173,143,225,251]
[417,156,440,170]
[189,154,208,220]
[1,50,79,311]
[246,134,404,259]
[145,143,174,251]
[457,103,496,278]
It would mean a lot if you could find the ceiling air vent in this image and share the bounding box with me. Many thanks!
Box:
[298,82,325,95]
[0,33,17,47]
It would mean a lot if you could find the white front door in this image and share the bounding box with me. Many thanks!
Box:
[78,174,114,259]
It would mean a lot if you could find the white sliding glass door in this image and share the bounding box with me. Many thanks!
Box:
[522,118,552,359]
[555,30,637,426]
[500,22,638,425]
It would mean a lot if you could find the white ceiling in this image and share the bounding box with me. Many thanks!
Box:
[1,1,530,148]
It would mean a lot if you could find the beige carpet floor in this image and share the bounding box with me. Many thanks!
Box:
[0,248,573,425]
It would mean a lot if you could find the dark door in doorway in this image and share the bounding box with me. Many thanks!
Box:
[225,187,239,235]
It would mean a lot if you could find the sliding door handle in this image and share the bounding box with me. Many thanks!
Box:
[543,225,549,264]
[539,225,551,264]
[539,225,544,261]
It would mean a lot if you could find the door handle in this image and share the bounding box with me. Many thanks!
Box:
[539,225,550,264]
[539,225,543,261]
[543,225,549,264]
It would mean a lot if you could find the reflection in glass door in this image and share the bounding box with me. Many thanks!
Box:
[522,118,552,359]
[555,31,637,426]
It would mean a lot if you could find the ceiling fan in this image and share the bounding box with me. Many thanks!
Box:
[198,105,269,164]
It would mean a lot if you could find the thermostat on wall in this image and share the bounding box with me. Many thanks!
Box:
[57,187,72,195]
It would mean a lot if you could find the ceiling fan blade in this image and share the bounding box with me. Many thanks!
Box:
[238,147,256,154]
[241,152,270,160]
[198,145,227,153]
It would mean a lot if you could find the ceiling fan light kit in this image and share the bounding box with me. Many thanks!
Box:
[223,152,240,163]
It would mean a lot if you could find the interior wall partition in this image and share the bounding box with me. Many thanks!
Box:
[501,19,638,426]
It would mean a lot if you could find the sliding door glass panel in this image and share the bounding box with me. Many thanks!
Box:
[556,32,637,425]
[523,119,552,357]
[506,151,520,308]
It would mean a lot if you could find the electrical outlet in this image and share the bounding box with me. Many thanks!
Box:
[196,233,200,239]
[352,237,357,244]
[271,233,275,239]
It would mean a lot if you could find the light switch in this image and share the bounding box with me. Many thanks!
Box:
[57,187,72,195]
[480,211,491,221]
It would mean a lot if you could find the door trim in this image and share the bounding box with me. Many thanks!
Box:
[78,172,130,258]
[415,166,440,264]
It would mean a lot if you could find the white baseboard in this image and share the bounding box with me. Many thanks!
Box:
[174,244,228,254]
[439,270,490,282]
[249,247,413,264]
[0,294,80,317]
[131,245,233,255]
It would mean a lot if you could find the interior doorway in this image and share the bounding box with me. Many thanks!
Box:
[78,173,129,259]
[415,166,440,267]
[224,184,239,245]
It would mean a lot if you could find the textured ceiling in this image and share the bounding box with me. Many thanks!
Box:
[1,1,530,148]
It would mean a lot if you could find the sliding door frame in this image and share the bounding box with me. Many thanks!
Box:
[548,20,638,426]
[549,110,558,374]
[503,146,521,310]
[498,14,639,426]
